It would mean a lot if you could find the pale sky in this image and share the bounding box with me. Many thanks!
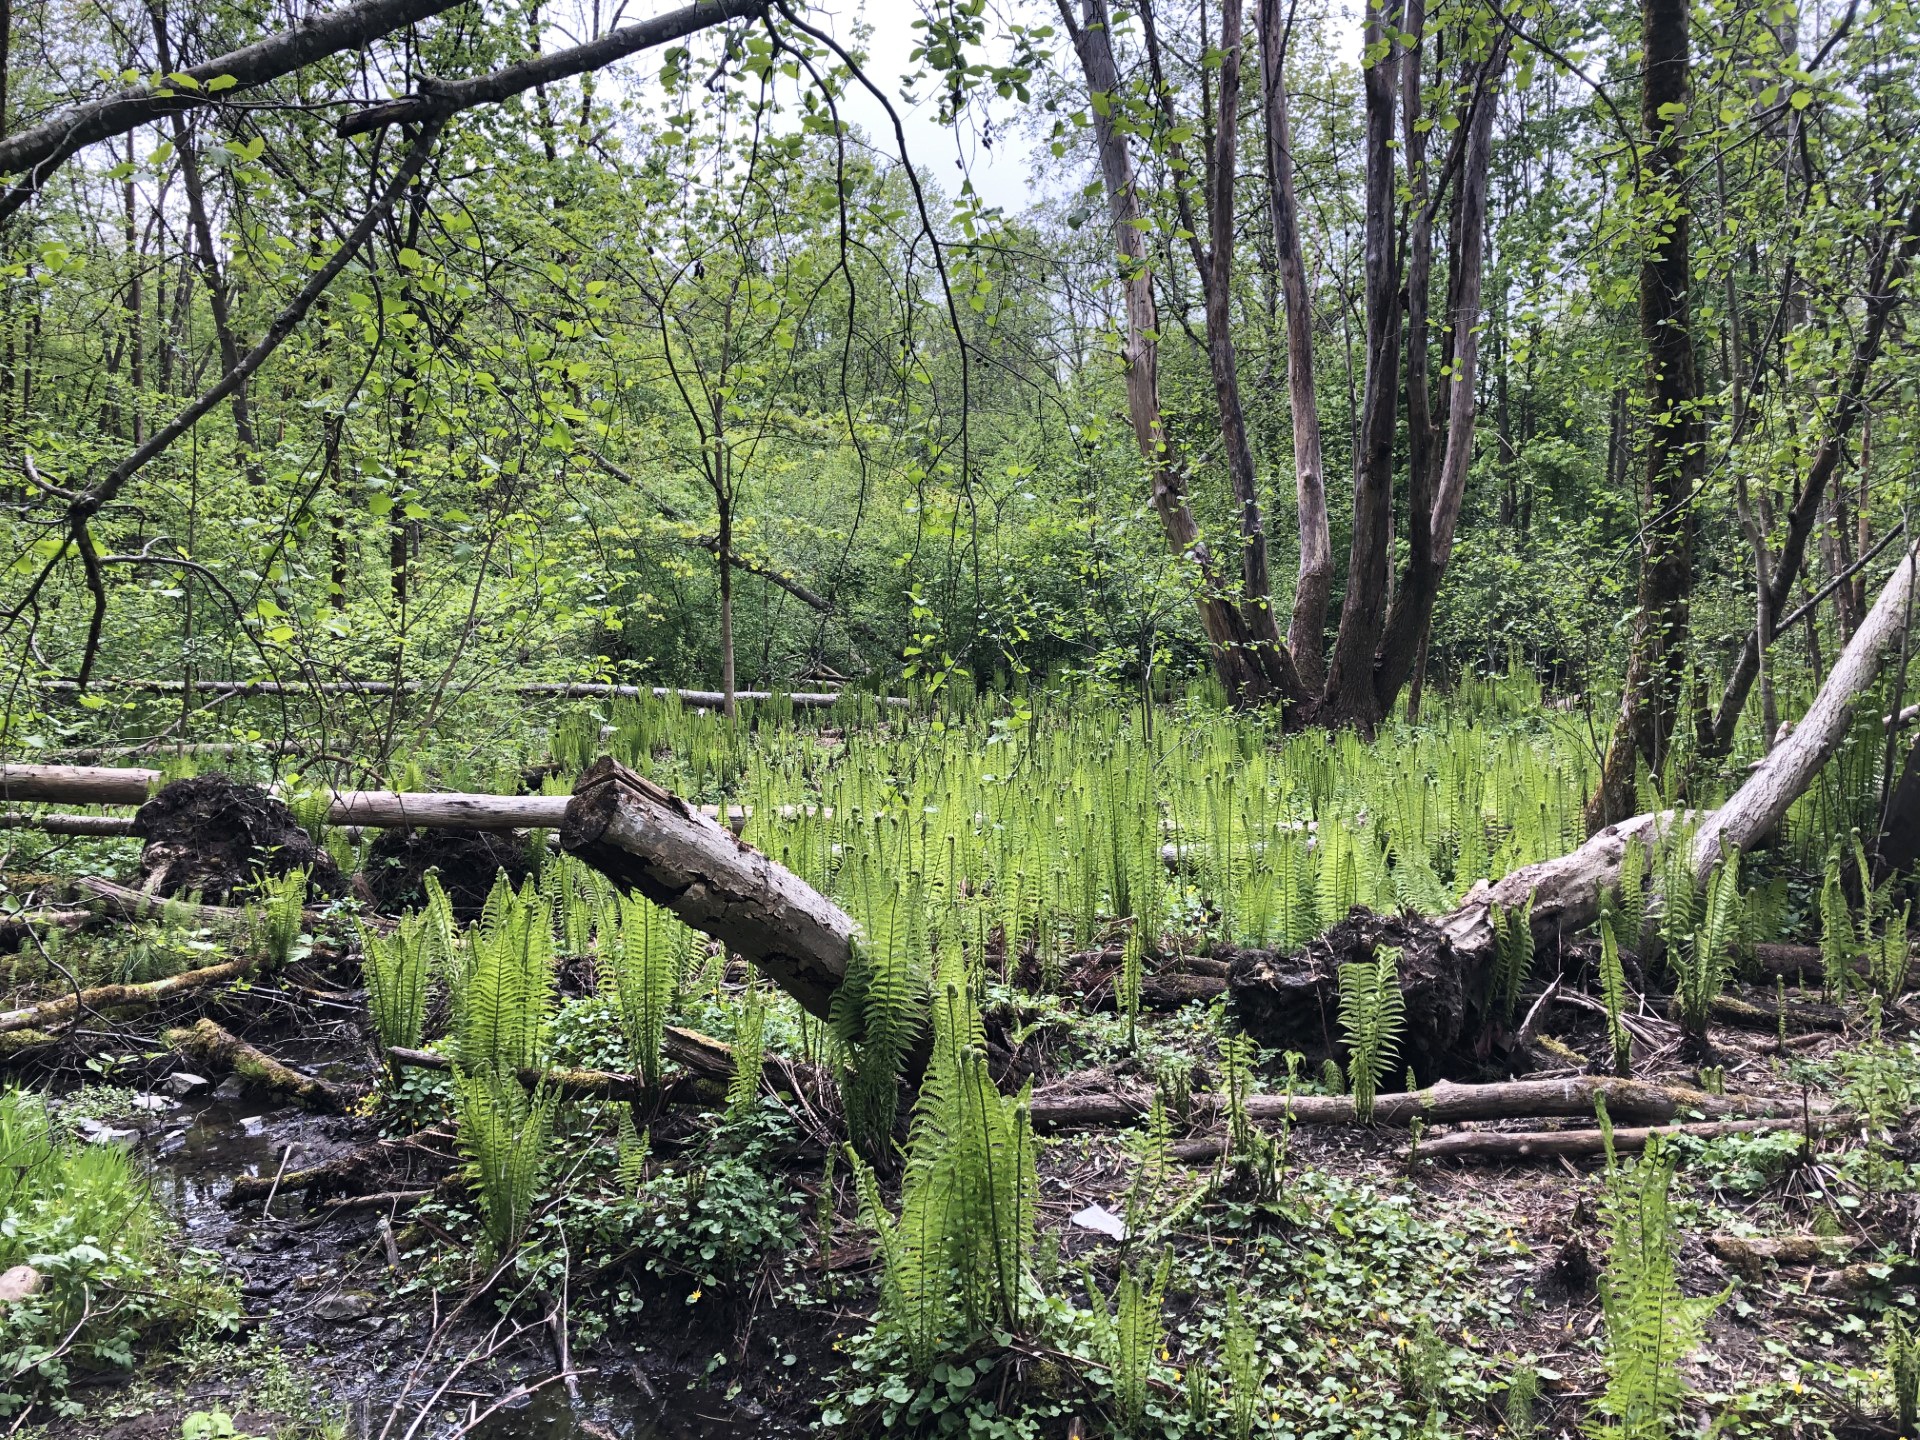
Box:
[807,0,1049,215]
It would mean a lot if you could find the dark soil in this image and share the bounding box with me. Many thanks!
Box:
[129,774,342,903]
[1226,906,1489,1084]
[361,827,532,920]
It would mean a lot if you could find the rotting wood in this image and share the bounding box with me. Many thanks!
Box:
[386,1023,820,1103]
[225,1126,459,1206]
[1704,993,1849,1032]
[561,757,857,1021]
[0,949,262,1034]
[1027,1075,1793,1133]
[1412,1116,1837,1163]
[166,1018,365,1113]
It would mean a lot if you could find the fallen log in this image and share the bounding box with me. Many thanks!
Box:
[225,1125,459,1206]
[0,949,262,1034]
[1028,1074,1789,1133]
[561,758,857,1021]
[166,1018,366,1113]
[1414,1117,1833,1163]
[385,1024,817,1103]
[0,811,137,836]
[29,677,900,707]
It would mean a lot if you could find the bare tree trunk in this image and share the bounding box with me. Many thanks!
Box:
[1319,0,1403,728]
[1587,0,1701,829]
[718,496,736,719]
[1056,0,1282,707]
[1375,38,1508,714]
[1258,0,1331,693]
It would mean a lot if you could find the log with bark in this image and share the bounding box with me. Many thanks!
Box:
[1028,1074,1792,1133]
[1413,1116,1831,1163]
[560,757,856,1021]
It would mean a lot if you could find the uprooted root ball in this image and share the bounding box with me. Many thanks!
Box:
[130,774,342,903]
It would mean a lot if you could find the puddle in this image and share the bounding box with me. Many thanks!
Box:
[464,1381,758,1439]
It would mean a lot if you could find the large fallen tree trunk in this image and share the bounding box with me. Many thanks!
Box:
[560,758,856,1021]
[1027,1074,1793,1132]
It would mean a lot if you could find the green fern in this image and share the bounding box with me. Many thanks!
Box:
[1505,1363,1541,1440]
[361,913,432,1061]
[1593,1136,1723,1440]
[1339,945,1406,1124]
[614,1107,649,1197]
[1491,893,1536,1025]
[1084,1249,1171,1436]
[603,891,680,1090]
[832,875,930,1158]
[455,1068,558,1261]
[1598,913,1633,1077]
[250,867,308,967]
[1673,853,1741,1039]
[848,957,1038,1376]
[726,983,769,1121]
[1886,1316,1919,1438]
[1222,1286,1267,1440]
[1820,856,1858,1000]
[448,876,555,1076]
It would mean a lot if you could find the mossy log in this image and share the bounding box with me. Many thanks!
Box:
[0,950,261,1034]
[165,1018,365,1113]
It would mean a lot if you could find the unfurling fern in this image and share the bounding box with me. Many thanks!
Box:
[603,891,680,1090]
[849,958,1038,1377]
[832,876,930,1158]
[1613,834,1649,950]
[250,866,309,967]
[1222,1287,1268,1440]
[1340,945,1406,1124]
[1598,913,1633,1077]
[455,1069,558,1261]
[1867,900,1913,1009]
[1084,1249,1172,1436]
[1594,1136,1723,1440]
[1673,853,1740,1039]
[1490,892,1536,1025]
[1820,855,1859,1000]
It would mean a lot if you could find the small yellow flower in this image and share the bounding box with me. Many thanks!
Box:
[689,1288,703,1302]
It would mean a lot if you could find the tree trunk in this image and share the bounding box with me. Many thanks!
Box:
[1056,0,1284,708]
[718,498,736,719]
[560,757,856,1021]
[1586,0,1702,829]
[1374,39,1508,713]
[1319,2,1403,728]
[1258,0,1332,693]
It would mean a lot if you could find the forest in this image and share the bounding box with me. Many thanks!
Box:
[0,0,1916,1432]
